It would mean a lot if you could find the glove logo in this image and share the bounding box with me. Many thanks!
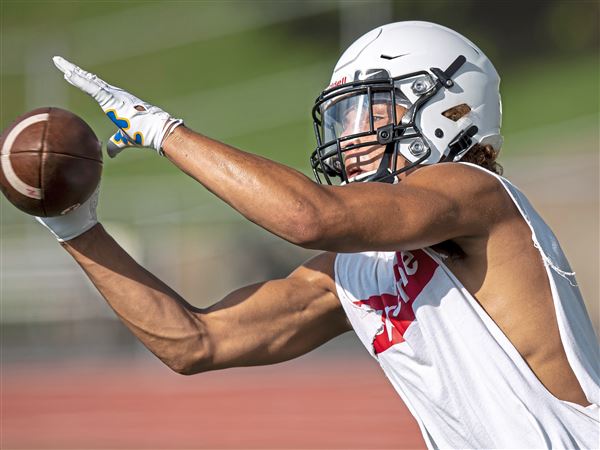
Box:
[106,110,144,146]
[106,110,129,129]
[113,130,143,146]
[60,202,81,215]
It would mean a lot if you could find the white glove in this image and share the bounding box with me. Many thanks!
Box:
[52,56,183,157]
[36,186,100,242]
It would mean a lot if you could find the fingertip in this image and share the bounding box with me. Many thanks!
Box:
[53,55,67,69]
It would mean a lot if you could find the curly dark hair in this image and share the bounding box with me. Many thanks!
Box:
[441,104,503,175]
[460,143,503,175]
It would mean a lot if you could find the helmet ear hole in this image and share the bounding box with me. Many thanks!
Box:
[442,104,471,121]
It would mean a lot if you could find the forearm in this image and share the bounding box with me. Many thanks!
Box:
[162,126,334,245]
[62,223,209,374]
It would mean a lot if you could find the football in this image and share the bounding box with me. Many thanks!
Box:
[0,107,102,217]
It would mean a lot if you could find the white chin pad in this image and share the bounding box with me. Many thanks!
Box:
[341,169,399,185]
[341,169,379,185]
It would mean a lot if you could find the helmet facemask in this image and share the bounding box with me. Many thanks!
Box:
[311,56,469,185]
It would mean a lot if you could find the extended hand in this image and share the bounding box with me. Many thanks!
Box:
[52,56,183,157]
[36,185,100,242]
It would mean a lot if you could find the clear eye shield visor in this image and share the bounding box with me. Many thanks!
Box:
[320,90,410,145]
[311,74,421,185]
[310,57,467,185]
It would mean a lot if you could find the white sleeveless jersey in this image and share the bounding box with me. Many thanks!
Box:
[334,165,599,449]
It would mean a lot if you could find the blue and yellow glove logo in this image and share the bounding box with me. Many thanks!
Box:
[106,110,143,146]
[112,129,143,146]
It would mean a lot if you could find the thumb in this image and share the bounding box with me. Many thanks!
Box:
[106,129,142,158]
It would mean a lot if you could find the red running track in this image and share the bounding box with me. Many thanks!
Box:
[2,357,425,449]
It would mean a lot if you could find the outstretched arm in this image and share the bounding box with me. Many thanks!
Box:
[53,57,508,254]
[63,224,349,374]
[162,127,506,252]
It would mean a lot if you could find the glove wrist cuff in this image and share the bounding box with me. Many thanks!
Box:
[157,118,184,156]
[56,219,99,242]
[36,186,100,242]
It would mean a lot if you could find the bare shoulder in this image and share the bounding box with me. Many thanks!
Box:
[406,162,501,192]
[406,162,515,221]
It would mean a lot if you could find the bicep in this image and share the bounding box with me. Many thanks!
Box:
[201,253,349,370]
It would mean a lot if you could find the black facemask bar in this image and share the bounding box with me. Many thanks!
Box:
[310,55,467,185]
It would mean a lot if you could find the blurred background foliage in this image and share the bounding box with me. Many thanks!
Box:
[1,0,598,356]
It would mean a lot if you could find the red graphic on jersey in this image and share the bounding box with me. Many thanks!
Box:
[355,293,415,353]
[353,249,438,354]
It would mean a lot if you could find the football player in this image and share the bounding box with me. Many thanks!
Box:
[40,21,598,449]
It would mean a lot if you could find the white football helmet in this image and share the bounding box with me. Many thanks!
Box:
[310,21,502,184]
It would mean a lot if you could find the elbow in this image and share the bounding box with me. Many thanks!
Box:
[283,194,339,249]
[162,322,215,376]
[273,188,341,249]
[167,358,201,376]
[170,363,202,376]
[167,349,212,376]
[285,213,328,249]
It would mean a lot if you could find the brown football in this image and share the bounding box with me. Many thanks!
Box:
[0,107,102,217]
